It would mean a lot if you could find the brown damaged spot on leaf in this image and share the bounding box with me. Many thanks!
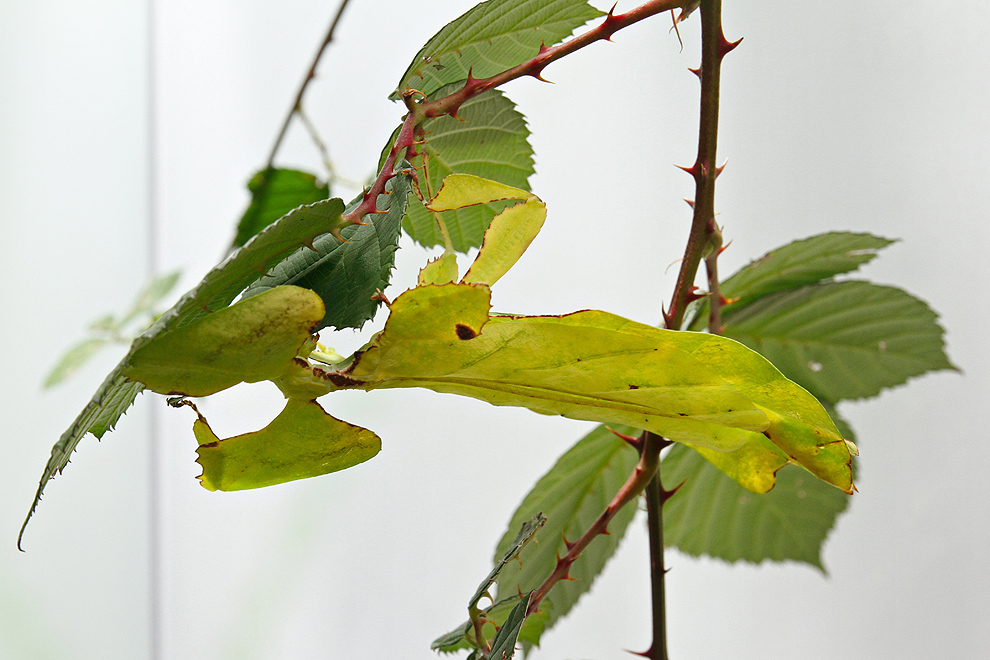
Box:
[455,323,477,340]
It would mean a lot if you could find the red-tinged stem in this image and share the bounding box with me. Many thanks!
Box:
[525,432,666,618]
[664,0,735,331]
[648,3,735,659]
[422,0,693,119]
[347,0,694,231]
[339,112,418,224]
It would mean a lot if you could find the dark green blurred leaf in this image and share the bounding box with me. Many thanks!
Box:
[400,88,534,251]
[233,168,330,248]
[391,0,602,100]
[242,170,412,331]
[720,281,957,403]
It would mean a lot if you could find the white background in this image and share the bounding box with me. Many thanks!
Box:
[1,1,987,658]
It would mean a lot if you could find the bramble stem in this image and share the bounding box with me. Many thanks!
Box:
[644,436,674,660]
[664,0,734,331]
[525,433,665,618]
[422,0,693,119]
[350,0,693,228]
[649,2,734,658]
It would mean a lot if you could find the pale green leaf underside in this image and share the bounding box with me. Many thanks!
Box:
[391,0,603,100]
[721,280,956,403]
[193,398,380,491]
[243,171,412,331]
[21,197,347,547]
[492,423,641,646]
[402,88,534,251]
[341,283,853,493]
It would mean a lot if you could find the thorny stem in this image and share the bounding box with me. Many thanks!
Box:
[264,0,352,169]
[422,0,693,120]
[343,0,693,232]
[525,433,665,619]
[644,435,675,660]
[648,2,735,659]
[663,0,736,331]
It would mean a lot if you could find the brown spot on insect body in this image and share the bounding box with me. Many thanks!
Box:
[327,372,364,388]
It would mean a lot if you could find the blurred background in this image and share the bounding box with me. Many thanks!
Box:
[2,1,987,658]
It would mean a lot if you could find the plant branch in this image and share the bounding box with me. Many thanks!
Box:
[264,0,352,169]
[663,0,737,331]
[644,434,676,660]
[647,3,735,659]
[422,0,693,119]
[525,432,665,619]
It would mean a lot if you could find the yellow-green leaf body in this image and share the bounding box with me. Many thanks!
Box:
[124,286,324,396]
[194,399,381,491]
[344,284,852,493]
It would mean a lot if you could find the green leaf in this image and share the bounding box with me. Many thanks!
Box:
[242,170,412,331]
[121,269,182,325]
[471,513,546,608]
[391,0,603,100]
[339,283,854,494]
[488,594,531,660]
[433,595,550,655]
[233,168,330,248]
[401,88,534,251]
[662,433,852,570]
[43,338,110,388]
[192,398,380,491]
[123,286,325,397]
[462,198,545,287]
[492,424,641,646]
[424,173,546,286]
[723,232,894,306]
[418,252,460,285]
[720,280,957,403]
[21,196,347,547]
[45,270,182,389]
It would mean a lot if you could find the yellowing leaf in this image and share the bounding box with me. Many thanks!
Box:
[193,398,381,491]
[462,198,545,287]
[124,286,324,397]
[418,251,460,285]
[426,173,532,212]
[339,284,852,493]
